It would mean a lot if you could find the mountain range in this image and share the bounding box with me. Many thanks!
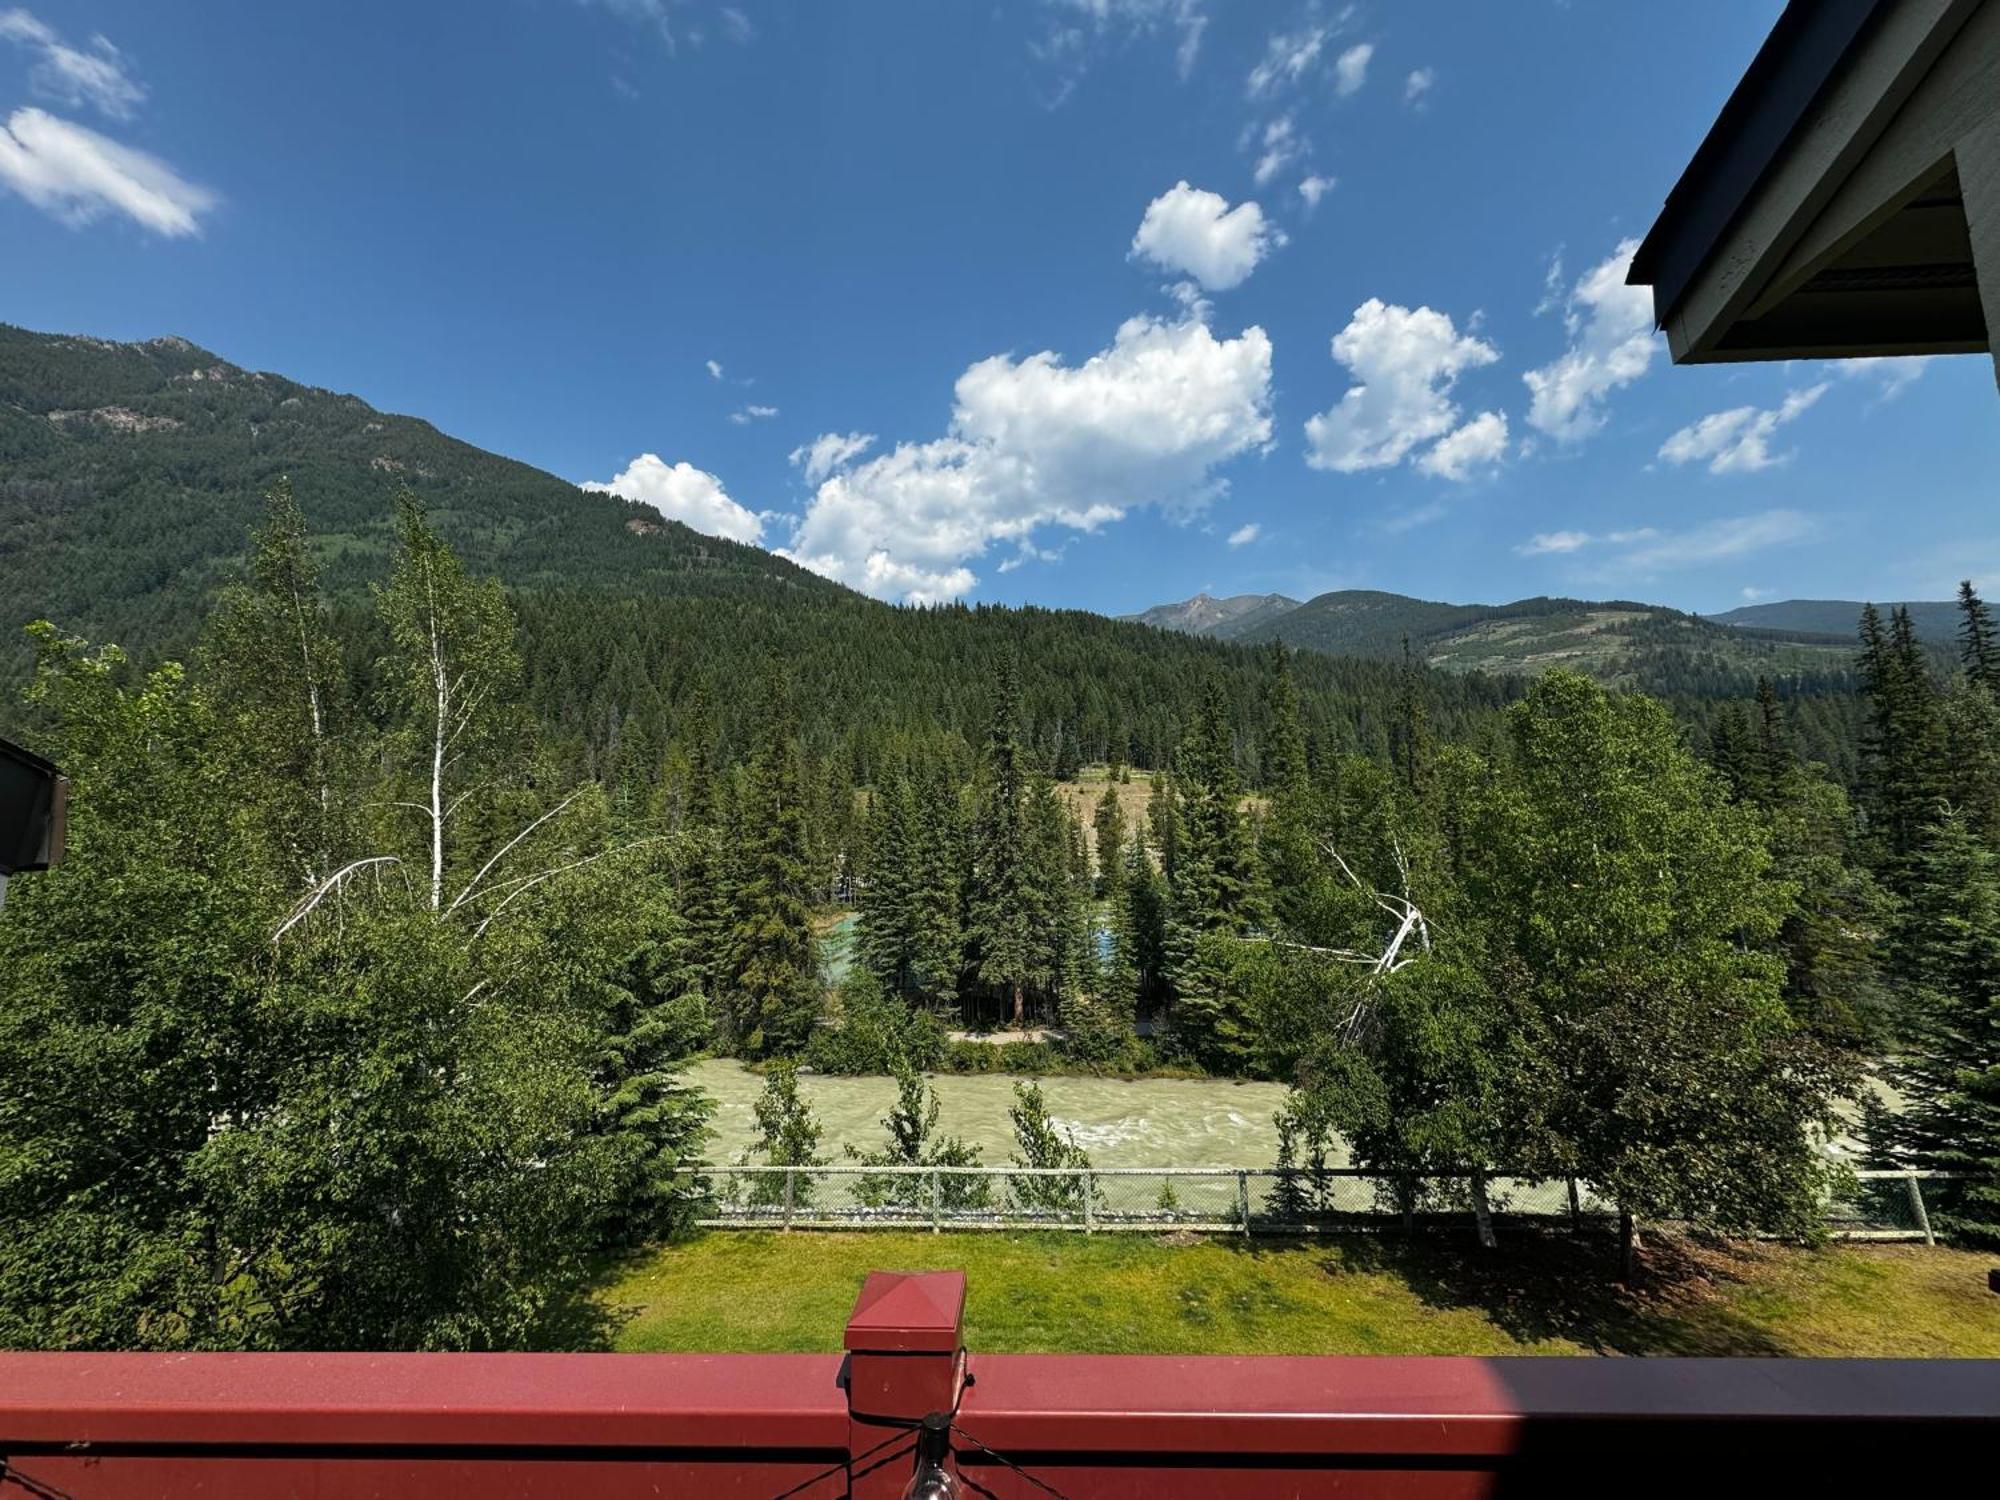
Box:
[0,322,1889,775]
[0,323,1522,772]
[1122,586,1938,695]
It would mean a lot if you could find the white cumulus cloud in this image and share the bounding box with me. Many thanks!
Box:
[582,455,765,544]
[0,9,144,119]
[705,358,724,379]
[1404,66,1435,105]
[0,106,214,235]
[1304,298,1503,481]
[1333,42,1373,97]
[1417,409,1508,481]
[1226,522,1261,547]
[790,431,878,486]
[1130,181,1281,291]
[784,313,1273,604]
[1522,238,1660,442]
[1658,384,1828,474]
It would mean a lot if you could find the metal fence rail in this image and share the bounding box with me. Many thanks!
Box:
[694,1165,1978,1240]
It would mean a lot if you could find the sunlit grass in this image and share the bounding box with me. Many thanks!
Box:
[602,1230,2000,1357]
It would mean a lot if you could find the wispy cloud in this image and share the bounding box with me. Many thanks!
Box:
[1034,0,1208,106]
[1250,114,1302,188]
[1333,42,1372,97]
[1404,67,1434,107]
[1519,512,1812,571]
[1226,521,1260,547]
[1298,173,1335,210]
[579,0,759,55]
[1834,355,1930,402]
[0,9,145,119]
[1246,13,1332,98]
[1657,385,1827,474]
[728,403,779,424]
[0,106,214,235]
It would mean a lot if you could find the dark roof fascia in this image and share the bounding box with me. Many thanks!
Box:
[1628,0,1888,321]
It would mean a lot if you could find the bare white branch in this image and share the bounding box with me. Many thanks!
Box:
[446,791,582,916]
[272,856,401,944]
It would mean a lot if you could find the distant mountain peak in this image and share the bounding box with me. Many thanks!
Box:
[1123,591,1304,640]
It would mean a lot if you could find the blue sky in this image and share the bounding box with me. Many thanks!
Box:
[4,1,1995,615]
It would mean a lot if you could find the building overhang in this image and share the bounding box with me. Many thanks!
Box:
[1628,0,2000,379]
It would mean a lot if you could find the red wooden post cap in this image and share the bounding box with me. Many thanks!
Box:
[844,1270,966,1354]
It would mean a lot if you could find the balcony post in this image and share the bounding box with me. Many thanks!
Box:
[843,1270,966,1498]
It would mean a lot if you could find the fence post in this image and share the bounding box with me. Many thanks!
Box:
[1567,1177,1582,1232]
[1906,1171,1935,1246]
[931,1168,942,1235]
[1083,1170,1094,1234]
[1400,1173,1416,1236]
[1238,1170,1252,1239]
[783,1168,795,1232]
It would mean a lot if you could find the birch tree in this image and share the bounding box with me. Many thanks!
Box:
[378,487,522,913]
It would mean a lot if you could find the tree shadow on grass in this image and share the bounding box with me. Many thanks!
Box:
[1243,1227,1800,1356]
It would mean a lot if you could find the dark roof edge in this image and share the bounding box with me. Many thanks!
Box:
[0,736,61,778]
[1628,0,1886,321]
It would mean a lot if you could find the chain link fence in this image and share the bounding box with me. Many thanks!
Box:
[696,1165,1977,1240]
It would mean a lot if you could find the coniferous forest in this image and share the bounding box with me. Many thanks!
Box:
[4,474,1998,1355]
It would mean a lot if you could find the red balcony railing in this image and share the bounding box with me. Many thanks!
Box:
[2,1269,1996,1497]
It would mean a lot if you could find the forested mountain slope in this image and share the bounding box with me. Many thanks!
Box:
[0,324,1520,774]
[0,323,835,669]
[1709,598,1960,642]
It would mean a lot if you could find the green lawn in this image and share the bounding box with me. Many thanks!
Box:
[601,1230,2000,1358]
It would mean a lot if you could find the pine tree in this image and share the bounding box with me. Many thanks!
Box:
[1870,811,2000,1245]
[1260,646,1321,933]
[1750,676,1794,810]
[857,766,918,995]
[908,755,967,1013]
[1959,579,1999,691]
[1091,783,1127,901]
[725,669,823,1057]
[968,659,1034,1027]
[1857,603,1945,880]
[1146,760,1180,885]
[1390,637,1435,800]
[1164,681,1265,1068]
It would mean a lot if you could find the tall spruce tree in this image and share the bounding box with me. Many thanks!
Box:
[1869,810,2000,1245]
[725,668,823,1056]
[969,659,1035,1027]
[907,754,967,1013]
[1164,681,1265,1069]
[1959,579,1999,691]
